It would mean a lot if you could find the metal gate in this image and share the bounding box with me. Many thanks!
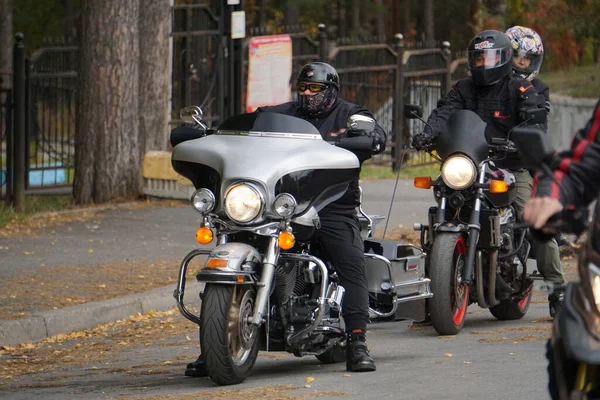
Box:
[1,88,11,200]
[26,44,78,193]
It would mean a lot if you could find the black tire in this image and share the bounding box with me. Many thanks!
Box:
[316,342,346,364]
[429,232,470,335]
[489,288,532,320]
[200,284,259,385]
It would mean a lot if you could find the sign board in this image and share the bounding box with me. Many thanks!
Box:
[246,35,293,112]
[227,0,240,4]
[231,11,246,39]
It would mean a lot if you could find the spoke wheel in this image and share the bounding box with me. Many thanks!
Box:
[200,284,259,385]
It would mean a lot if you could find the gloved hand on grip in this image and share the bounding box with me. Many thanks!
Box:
[345,129,386,154]
[411,131,435,151]
[543,101,551,114]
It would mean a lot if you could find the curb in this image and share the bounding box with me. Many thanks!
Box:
[0,282,203,347]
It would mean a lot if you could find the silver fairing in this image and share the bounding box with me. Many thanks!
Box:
[171,128,360,223]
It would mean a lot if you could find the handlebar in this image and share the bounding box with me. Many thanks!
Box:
[335,135,375,152]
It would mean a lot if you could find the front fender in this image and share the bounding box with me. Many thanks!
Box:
[197,243,262,284]
[435,222,468,233]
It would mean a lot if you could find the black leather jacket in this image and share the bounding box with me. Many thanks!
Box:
[257,99,387,215]
[413,74,547,170]
[534,99,600,250]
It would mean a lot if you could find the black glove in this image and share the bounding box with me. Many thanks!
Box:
[346,129,386,154]
[411,132,435,151]
[543,101,551,114]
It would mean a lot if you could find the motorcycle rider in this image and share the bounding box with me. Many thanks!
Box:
[412,30,564,317]
[505,26,551,113]
[186,62,386,376]
[522,98,600,399]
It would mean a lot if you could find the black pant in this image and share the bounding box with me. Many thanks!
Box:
[313,213,369,332]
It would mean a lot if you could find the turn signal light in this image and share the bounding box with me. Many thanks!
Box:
[489,180,509,193]
[414,176,432,189]
[195,227,214,244]
[278,231,295,250]
[206,259,228,268]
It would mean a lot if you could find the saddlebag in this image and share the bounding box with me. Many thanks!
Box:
[364,238,431,320]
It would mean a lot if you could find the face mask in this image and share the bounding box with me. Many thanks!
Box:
[298,86,338,118]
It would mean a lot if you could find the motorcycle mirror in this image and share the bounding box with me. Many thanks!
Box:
[180,105,204,126]
[404,104,423,119]
[511,126,555,170]
[347,114,375,133]
[520,107,547,124]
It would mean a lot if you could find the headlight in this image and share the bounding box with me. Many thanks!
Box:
[441,155,476,190]
[224,183,263,223]
[589,262,600,312]
[191,189,215,213]
[273,193,297,218]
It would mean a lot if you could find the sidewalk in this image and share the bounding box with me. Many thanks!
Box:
[0,200,206,346]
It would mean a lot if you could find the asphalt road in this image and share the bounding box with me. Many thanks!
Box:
[1,296,553,400]
[0,179,556,399]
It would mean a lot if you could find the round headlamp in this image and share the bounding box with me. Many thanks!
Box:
[191,189,215,213]
[224,183,263,223]
[273,193,297,218]
[441,155,476,190]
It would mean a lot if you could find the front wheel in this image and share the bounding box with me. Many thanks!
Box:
[200,284,259,385]
[489,287,532,320]
[428,233,470,335]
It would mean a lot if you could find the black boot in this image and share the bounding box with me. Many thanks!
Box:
[185,354,208,377]
[549,292,564,319]
[346,330,376,372]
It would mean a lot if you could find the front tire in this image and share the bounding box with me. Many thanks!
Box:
[429,233,470,335]
[200,284,259,385]
[489,288,532,320]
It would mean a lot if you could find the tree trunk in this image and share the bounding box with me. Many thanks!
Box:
[351,0,360,35]
[424,0,435,46]
[283,0,299,27]
[74,0,141,204]
[0,0,12,90]
[375,0,385,39]
[139,0,171,152]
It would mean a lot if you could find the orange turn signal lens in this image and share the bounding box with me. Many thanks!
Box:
[195,227,214,244]
[206,258,228,268]
[236,275,245,283]
[489,180,509,193]
[414,176,432,189]
[278,231,295,250]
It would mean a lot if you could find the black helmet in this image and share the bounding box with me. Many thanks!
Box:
[467,30,513,86]
[297,62,340,89]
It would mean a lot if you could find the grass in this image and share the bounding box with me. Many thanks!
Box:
[361,163,440,180]
[0,195,73,229]
[539,64,600,98]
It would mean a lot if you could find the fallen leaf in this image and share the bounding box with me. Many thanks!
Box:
[305,377,315,383]
[88,249,94,254]
[463,361,472,364]
[444,353,453,357]
[342,373,351,377]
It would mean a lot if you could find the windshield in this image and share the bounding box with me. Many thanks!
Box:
[436,110,489,164]
[216,112,320,136]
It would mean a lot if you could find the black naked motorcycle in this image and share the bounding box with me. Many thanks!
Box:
[407,104,547,335]
[171,106,431,385]
[509,126,597,400]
